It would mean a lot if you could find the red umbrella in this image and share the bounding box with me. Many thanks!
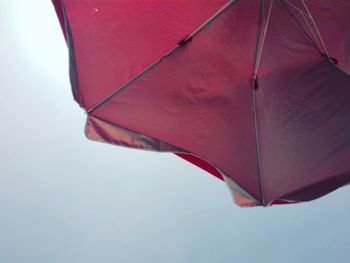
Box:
[52,0,350,206]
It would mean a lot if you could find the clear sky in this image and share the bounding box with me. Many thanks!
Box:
[1,1,350,262]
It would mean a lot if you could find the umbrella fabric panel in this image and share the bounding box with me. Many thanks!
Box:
[55,0,229,109]
[255,0,350,204]
[258,61,350,204]
[90,1,262,204]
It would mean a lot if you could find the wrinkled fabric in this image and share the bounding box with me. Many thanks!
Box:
[53,0,350,206]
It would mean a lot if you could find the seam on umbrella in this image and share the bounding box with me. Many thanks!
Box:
[251,0,275,206]
[86,0,239,114]
[252,86,265,205]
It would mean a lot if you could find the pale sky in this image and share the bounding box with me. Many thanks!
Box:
[1,1,350,262]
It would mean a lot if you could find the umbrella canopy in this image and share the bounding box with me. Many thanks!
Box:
[53,0,350,207]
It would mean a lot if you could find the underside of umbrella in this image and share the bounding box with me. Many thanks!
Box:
[53,0,350,206]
